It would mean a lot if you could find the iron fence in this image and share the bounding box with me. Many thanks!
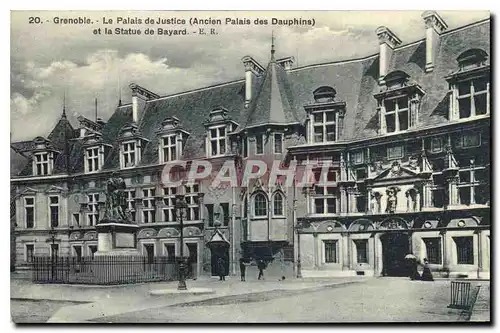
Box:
[32,256,197,285]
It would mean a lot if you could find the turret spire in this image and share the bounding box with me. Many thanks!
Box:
[62,91,67,119]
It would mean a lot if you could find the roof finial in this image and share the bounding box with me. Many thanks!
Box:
[95,97,98,122]
[62,91,67,119]
[271,30,276,61]
[118,75,122,106]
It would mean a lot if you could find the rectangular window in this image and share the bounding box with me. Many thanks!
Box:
[87,193,99,226]
[458,133,481,148]
[49,196,59,228]
[86,147,100,172]
[324,240,338,263]
[423,238,442,264]
[274,133,283,154]
[354,239,368,264]
[221,203,230,226]
[209,126,226,157]
[206,204,214,227]
[73,213,80,226]
[25,244,34,263]
[185,184,200,221]
[255,135,264,155]
[313,168,337,214]
[384,96,409,133]
[122,142,136,167]
[430,137,442,153]
[242,138,248,158]
[73,245,82,262]
[24,197,35,228]
[458,163,486,206]
[387,145,404,160]
[161,134,178,162]
[34,152,50,176]
[125,189,136,222]
[312,111,337,143]
[456,78,489,119]
[142,188,156,223]
[455,237,473,265]
[162,187,176,222]
[351,150,364,165]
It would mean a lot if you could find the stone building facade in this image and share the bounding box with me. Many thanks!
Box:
[11,11,490,279]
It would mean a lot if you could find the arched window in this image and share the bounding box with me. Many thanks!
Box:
[313,86,336,103]
[273,192,284,216]
[253,193,267,217]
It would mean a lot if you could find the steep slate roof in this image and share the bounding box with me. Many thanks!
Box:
[11,19,490,176]
[10,147,28,177]
[244,60,300,128]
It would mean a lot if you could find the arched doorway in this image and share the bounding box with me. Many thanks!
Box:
[380,232,409,277]
[207,229,230,277]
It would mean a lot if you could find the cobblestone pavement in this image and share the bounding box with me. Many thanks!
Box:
[91,278,470,323]
[11,299,87,323]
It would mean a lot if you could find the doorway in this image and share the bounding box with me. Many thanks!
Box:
[381,232,409,277]
[211,247,229,277]
[186,243,198,279]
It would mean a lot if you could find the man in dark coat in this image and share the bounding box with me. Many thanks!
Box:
[257,259,266,280]
[239,258,247,281]
[421,258,434,281]
[217,257,226,281]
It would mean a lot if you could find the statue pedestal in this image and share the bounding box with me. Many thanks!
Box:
[95,222,140,256]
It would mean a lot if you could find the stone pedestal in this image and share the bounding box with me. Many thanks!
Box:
[95,222,140,256]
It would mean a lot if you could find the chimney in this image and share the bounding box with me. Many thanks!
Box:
[422,11,448,72]
[241,56,264,108]
[277,57,295,72]
[129,83,160,123]
[376,26,402,84]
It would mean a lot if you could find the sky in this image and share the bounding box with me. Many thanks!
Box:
[10,10,489,142]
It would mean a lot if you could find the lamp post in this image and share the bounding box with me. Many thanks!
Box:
[175,194,188,290]
[296,221,302,279]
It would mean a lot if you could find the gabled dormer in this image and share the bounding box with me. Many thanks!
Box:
[374,71,425,135]
[156,116,190,163]
[204,107,238,158]
[117,123,149,169]
[304,86,346,143]
[31,137,58,176]
[82,132,111,173]
[446,49,490,120]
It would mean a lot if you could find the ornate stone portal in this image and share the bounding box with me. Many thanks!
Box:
[95,175,140,256]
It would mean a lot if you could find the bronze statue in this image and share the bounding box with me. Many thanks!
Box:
[101,174,131,223]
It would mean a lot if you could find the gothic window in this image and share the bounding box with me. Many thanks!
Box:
[253,192,267,218]
[272,192,284,216]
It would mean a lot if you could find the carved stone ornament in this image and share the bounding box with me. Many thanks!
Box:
[390,161,402,177]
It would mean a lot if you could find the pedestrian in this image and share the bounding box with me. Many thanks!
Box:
[217,257,226,281]
[408,258,420,280]
[257,259,266,280]
[421,258,434,281]
[239,258,246,281]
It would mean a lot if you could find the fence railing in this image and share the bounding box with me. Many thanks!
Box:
[32,256,197,285]
[449,281,472,310]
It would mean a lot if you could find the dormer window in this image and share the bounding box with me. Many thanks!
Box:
[117,123,148,169]
[374,71,425,135]
[446,49,490,121]
[82,133,109,174]
[31,137,55,176]
[122,141,137,168]
[204,107,238,158]
[156,116,189,163]
[305,87,346,144]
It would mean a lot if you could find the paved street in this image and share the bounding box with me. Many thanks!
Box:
[11,276,489,323]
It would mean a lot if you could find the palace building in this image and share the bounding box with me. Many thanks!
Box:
[11,11,490,279]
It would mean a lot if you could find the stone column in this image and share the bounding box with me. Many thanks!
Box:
[476,230,483,277]
[313,233,319,269]
[441,229,450,275]
[448,177,459,206]
[342,232,349,271]
[348,188,357,214]
[340,186,348,215]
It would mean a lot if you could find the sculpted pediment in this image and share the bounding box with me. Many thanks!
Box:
[371,161,418,182]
